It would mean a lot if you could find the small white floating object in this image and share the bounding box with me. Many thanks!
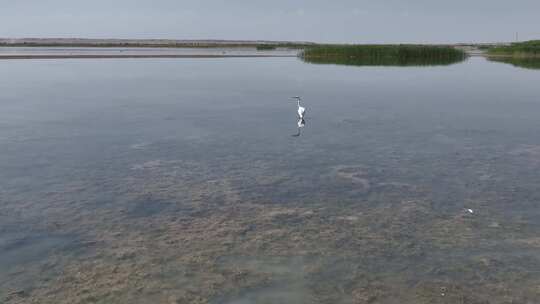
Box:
[466,208,474,214]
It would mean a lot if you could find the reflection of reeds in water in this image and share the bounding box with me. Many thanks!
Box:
[488,57,540,70]
[300,44,467,67]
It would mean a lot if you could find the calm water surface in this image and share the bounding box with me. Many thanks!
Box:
[1,57,540,303]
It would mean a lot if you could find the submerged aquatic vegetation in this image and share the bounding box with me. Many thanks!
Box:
[487,40,540,57]
[300,44,467,66]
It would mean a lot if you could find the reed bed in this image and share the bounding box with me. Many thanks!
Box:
[300,44,466,66]
[488,40,540,57]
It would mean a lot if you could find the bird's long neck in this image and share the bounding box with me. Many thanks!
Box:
[297,100,301,107]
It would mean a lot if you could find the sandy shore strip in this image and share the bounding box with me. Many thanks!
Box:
[0,54,297,60]
[0,47,300,59]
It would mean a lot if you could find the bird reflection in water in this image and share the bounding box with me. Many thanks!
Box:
[292,117,306,137]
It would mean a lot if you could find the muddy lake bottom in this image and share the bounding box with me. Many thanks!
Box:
[2,57,540,303]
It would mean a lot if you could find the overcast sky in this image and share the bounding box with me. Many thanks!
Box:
[1,0,539,43]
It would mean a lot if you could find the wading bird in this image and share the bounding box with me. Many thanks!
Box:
[291,96,306,119]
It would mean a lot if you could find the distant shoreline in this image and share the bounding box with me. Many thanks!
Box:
[2,38,537,60]
[0,54,297,60]
[0,38,315,48]
[0,38,515,48]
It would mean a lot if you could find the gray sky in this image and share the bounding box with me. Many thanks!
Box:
[1,0,539,43]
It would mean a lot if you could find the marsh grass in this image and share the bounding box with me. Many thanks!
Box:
[300,44,467,66]
[488,40,540,57]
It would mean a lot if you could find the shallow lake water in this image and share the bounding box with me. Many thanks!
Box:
[1,56,540,303]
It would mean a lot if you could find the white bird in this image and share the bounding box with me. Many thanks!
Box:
[291,96,306,119]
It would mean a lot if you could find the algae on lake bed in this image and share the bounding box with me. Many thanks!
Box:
[3,156,540,303]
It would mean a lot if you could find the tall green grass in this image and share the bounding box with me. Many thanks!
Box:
[487,40,540,57]
[300,44,467,66]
